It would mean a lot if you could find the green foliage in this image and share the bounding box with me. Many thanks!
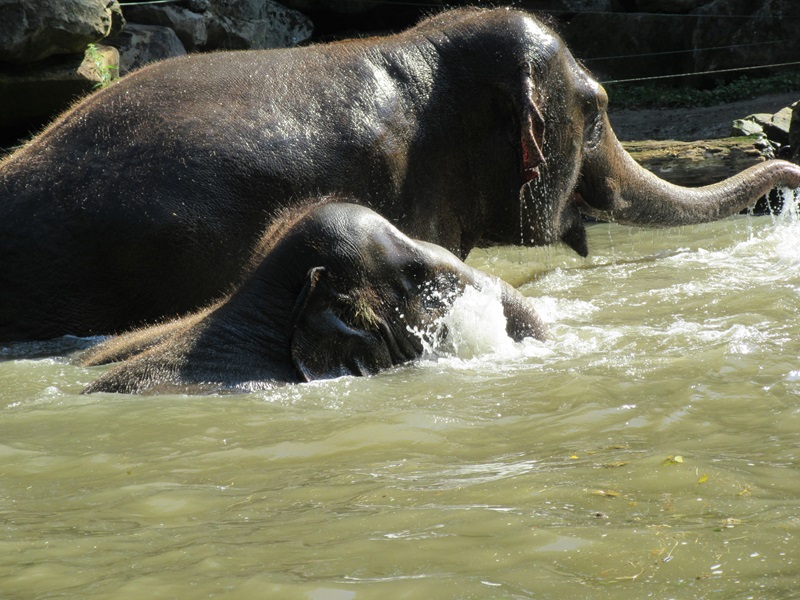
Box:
[85,43,119,89]
[606,71,800,110]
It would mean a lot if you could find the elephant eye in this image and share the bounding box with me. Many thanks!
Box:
[398,259,429,292]
[584,112,603,151]
[406,259,429,281]
[417,272,462,313]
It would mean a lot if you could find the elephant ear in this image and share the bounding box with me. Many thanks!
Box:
[517,62,546,184]
[289,266,395,382]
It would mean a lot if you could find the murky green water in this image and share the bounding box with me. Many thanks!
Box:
[2,207,800,599]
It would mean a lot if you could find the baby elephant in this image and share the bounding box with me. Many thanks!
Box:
[79,202,544,394]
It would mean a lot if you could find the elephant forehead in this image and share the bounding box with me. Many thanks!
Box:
[335,206,416,254]
[313,203,390,235]
[309,204,462,280]
[520,16,557,52]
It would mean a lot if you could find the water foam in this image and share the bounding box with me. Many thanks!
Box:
[428,280,517,359]
[767,187,800,266]
[408,278,550,367]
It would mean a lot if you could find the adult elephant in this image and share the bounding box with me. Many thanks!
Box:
[78,201,544,394]
[2,7,799,342]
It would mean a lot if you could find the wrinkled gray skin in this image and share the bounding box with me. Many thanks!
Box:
[79,202,544,394]
[2,7,800,342]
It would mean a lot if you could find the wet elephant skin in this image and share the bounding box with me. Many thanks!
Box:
[1,7,799,341]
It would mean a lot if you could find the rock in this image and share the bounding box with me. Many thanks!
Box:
[635,0,698,12]
[0,0,124,64]
[731,113,772,137]
[766,106,793,146]
[731,108,793,146]
[108,23,186,75]
[79,43,119,87]
[187,0,210,12]
[204,0,313,50]
[561,0,800,84]
[692,0,800,82]
[790,101,800,162]
[560,0,616,10]
[120,4,208,52]
[0,44,119,136]
[123,0,312,51]
[278,0,386,13]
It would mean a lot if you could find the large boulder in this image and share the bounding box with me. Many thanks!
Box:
[732,107,794,147]
[790,101,800,163]
[278,0,378,13]
[0,0,124,64]
[728,102,800,163]
[205,0,313,50]
[635,0,697,11]
[123,0,313,51]
[108,23,186,75]
[731,113,774,138]
[119,3,208,52]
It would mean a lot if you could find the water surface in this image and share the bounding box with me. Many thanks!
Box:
[2,206,800,599]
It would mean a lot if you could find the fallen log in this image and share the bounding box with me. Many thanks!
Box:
[622,136,773,187]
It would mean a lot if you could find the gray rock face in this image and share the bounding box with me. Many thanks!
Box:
[790,101,800,163]
[561,0,800,84]
[635,0,697,12]
[120,4,208,52]
[731,114,773,138]
[0,0,124,64]
[0,0,312,145]
[205,0,313,49]
[123,0,313,52]
[109,23,186,75]
[278,0,386,13]
[732,107,793,147]
[729,103,800,165]
[692,0,799,77]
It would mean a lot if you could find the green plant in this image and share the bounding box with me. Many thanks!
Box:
[85,43,119,89]
[606,71,800,110]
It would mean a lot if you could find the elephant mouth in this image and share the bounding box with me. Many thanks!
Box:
[515,181,589,258]
[557,192,589,258]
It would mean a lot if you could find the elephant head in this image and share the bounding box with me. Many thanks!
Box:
[282,203,544,381]
[429,8,800,257]
[80,201,544,394]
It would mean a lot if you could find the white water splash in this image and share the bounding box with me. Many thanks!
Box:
[767,187,800,266]
[682,187,800,275]
[429,281,517,359]
[408,278,542,363]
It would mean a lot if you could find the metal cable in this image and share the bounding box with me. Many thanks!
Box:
[585,40,791,62]
[602,61,800,85]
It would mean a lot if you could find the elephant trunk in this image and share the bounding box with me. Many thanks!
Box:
[414,239,546,342]
[498,282,546,342]
[576,116,800,226]
[461,266,545,342]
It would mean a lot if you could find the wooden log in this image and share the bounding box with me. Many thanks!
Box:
[622,136,773,187]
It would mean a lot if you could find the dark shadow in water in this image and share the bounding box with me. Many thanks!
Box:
[0,335,103,361]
